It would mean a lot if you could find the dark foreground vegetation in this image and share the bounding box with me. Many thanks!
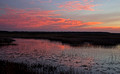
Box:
[0,60,88,74]
[0,31,120,46]
[0,60,37,74]
[0,31,120,74]
[0,37,15,46]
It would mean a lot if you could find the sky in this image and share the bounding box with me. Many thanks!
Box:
[0,0,120,33]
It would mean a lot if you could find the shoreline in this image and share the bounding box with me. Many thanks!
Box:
[0,31,120,47]
[0,38,15,46]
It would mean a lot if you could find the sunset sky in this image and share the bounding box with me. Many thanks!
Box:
[0,0,120,32]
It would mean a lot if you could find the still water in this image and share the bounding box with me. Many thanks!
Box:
[0,39,120,74]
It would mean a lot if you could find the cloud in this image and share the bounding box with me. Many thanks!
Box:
[0,8,59,16]
[0,8,102,30]
[84,22,103,25]
[81,27,120,32]
[59,0,98,11]
[53,26,120,33]
[58,20,102,29]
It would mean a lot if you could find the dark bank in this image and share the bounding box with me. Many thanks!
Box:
[0,31,120,47]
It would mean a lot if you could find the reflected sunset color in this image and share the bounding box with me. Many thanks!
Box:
[0,0,120,74]
[0,39,120,73]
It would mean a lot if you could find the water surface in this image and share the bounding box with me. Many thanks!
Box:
[0,39,120,74]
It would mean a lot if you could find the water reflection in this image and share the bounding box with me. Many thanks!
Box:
[0,39,120,73]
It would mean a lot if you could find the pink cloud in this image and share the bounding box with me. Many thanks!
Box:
[0,8,102,29]
[1,8,59,16]
[59,0,98,11]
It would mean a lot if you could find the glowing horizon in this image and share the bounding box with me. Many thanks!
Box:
[0,0,120,33]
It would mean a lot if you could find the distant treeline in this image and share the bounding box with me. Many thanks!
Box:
[0,30,112,34]
[0,31,120,47]
[0,30,120,35]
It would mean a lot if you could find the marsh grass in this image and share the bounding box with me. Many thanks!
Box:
[0,38,15,46]
[0,60,37,74]
[0,31,120,47]
[0,31,120,74]
[0,60,94,74]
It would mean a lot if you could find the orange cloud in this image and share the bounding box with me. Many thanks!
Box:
[84,22,103,25]
[86,27,120,30]
[59,0,98,11]
[68,27,120,33]
[59,20,103,29]
[0,8,102,29]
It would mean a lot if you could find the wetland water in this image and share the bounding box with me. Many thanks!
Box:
[0,39,120,74]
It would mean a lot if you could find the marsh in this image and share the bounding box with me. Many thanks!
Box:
[0,38,120,74]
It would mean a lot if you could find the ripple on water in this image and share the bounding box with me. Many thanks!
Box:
[0,38,120,74]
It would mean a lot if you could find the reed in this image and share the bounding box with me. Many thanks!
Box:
[0,31,120,47]
[0,60,93,74]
